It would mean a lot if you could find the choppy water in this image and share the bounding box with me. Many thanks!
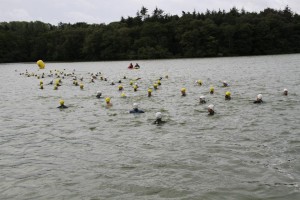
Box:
[0,54,300,200]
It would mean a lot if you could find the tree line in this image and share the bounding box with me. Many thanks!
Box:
[1,6,300,63]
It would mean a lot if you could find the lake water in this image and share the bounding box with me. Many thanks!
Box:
[0,54,300,200]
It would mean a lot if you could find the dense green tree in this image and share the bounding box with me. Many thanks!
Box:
[0,6,300,63]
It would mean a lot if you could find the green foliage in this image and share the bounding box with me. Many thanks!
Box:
[0,6,299,63]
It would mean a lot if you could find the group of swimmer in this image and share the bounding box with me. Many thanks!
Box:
[19,66,290,124]
[128,63,140,69]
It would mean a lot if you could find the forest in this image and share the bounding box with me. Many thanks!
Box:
[0,6,300,63]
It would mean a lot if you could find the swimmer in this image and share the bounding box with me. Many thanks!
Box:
[157,80,161,85]
[129,103,144,113]
[223,81,229,87]
[225,91,231,100]
[283,88,288,96]
[80,83,84,89]
[57,99,68,109]
[153,83,158,90]
[133,85,138,92]
[153,112,166,124]
[118,85,123,91]
[210,87,214,94]
[254,94,263,103]
[199,96,206,104]
[208,104,215,115]
[148,89,152,97]
[121,92,126,98]
[196,80,202,86]
[105,97,112,107]
[40,84,44,89]
[96,91,102,98]
[181,88,186,96]
[123,76,127,79]
[110,81,115,85]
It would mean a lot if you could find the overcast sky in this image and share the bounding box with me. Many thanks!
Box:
[0,0,299,25]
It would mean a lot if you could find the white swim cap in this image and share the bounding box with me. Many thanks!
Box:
[257,94,262,100]
[97,91,102,95]
[200,95,205,99]
[284,88,288,92]
[133,103,138,109]
[155,112,162,119]
[208,104,214,110]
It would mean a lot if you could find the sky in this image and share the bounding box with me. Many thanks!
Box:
[0,0,299,25]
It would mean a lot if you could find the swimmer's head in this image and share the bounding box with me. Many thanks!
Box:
[197,80,202,85]
[130,81,133,85]
[257,94,262,100]
[210,87,214,92]
[153,83,158,89]
[225,91,231,96]
[155,112,162,119]
[121,92,126,97]
[80,83,84,89]
[59,99,64,105]
[181,88,186,96]
[283,88,288,95]
[118,85,123,90]
[200,95,205,100]
[97,91,102,96]
[40,80,43,85]
[105,97,111,103]
[148,88,152,93]
[208,104,214,110]
[133,103,138,109]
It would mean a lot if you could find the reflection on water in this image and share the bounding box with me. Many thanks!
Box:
[0,54,300,199]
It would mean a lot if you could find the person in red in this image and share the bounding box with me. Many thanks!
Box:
[128,63,133,69]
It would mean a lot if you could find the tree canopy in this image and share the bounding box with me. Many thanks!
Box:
[1,6,299,63]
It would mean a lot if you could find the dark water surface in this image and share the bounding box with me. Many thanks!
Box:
[1,54,300,199]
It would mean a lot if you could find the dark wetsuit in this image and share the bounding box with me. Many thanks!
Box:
[153,119,166,125]
[57,105,68,109]
[200,100,206,104]
[96,94,102,99]
[208,110,215,115]
[253,99,263,104]
[225,96,231,100]
[129,108,144,113]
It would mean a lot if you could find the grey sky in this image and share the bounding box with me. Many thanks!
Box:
[0,0,298,25]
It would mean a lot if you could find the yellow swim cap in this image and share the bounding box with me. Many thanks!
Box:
[148,89,152,93]
[121,92,126,97]
[197,80,202,84]
[80,83,84,89]
[105,97,111,103]
[181,88,186,92]
[133,85,138,89]
[118,85,123,89]
[226,91,231,96]
[40,80,43,84]
[210,87,214,91]
[130,81,133,85]
[59,99,64,105]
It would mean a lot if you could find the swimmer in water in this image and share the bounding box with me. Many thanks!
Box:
[153,112,166,125]
[199,96,206,104]
[208,104,215,115]
[283,88,288,96]
[210,87,214,94]
[181,88,186,96]
[223,81,229,87]
[129,103,144,113]
[96,91,102,98]
[253,94,263,103]
[148,89,152,97]
[105,97,112,107]
[225,91,231,100]
[57,99,68,109]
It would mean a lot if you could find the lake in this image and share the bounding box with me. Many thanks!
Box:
[0,54,300,199]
